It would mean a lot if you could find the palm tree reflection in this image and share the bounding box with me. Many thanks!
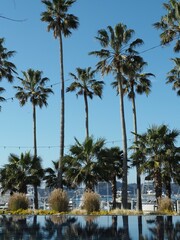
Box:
[0,215,179,239]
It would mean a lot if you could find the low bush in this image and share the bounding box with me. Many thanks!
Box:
[158,197,174,212]
[48,189,69,212]
[82,191,100,213]
[8,193,29,211]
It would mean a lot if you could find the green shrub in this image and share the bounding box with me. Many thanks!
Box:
[82,191,100,213]
[158,197,174,212]
[48,189,69,212]
[8,193,29,211]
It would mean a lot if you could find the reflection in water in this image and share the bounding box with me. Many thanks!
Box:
[0,215,179,239]
[138,216,142,240]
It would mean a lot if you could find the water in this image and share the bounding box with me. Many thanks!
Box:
[0,214,179,239]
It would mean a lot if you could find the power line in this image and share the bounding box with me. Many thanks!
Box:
[2,79,72,102]
[140,43,162,54]
[0,138,133,150]
[0,15,27,22]
[140,36,178,54]
[2,81,61,102]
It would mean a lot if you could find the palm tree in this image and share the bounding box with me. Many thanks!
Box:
[89,23,143,208]
[0,38,16,82]
[98,146,123,209]
[161,128,180,198]
[14,69,53,158]
[44,160,59,189]
[67,67,104,138]
[122,57,154,210]
[62,136,105,191]
[140,125,167,203]
[166,57,180,96]
[0,152,44,199]
[14,69,53,208]
[44,159,74,189]
[41,0,79,189]
[153,0,180,52]
[131,124,180,204]
[0,163,18,195]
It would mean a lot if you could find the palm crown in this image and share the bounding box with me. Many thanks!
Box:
[0,38,16,82]
[90,23,143,75]
[122,57,154,99]
[63,136,105,191]
[166,57,180,96]
[67,67,104,99]
[14,69,53,107]
[154,0,180,52]
[41,0,79,38]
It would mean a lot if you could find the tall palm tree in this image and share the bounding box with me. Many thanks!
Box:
[0,38,16,82]
[41,0,79,189]
[153,0,180,52]
[122,57,154,210]
[67,67,104,138]
[89,23,143,208]
[14,69,53,208]
[62,136,105,191]
[14,69,53,158]
[166,57,180,96]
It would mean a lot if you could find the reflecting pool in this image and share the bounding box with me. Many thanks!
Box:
[0,215,179,239]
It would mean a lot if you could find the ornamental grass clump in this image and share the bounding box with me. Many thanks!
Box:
[48,189,69,212]
[8,193,29,211]
[82,190,100,213]
[158,197,174,212]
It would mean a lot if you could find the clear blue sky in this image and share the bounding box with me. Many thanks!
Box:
[0,0,179,183]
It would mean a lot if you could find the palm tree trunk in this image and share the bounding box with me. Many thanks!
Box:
[154,168,162,205]
[164,176,171,199]
[138,216,143,240]
[112,175,117,209]
[84,93,89,138]
[156,216,164,240]
[34,184,38,209]
[112,216,117,236]
[131,91,142,211]
[33,103,39,209]
[122,216,130,240]
[58,30,65,189]
[33,103,37,157]
[117,75,128,209]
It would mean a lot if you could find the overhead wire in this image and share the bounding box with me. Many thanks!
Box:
[0,138,133,150]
